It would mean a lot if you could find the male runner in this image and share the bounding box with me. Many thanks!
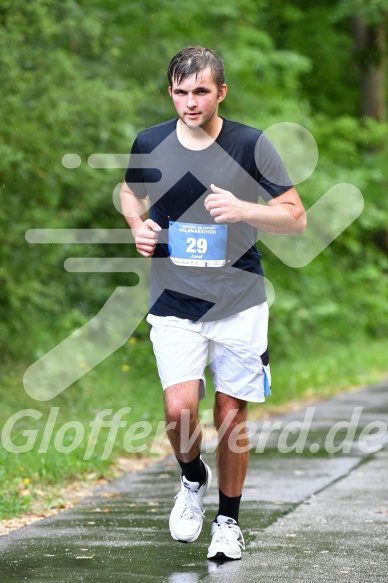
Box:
[120,46,306,560]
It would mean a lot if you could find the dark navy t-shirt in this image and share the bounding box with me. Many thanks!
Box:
[125,117,292,322]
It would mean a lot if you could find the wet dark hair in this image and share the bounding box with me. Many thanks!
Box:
[167,46,226,89]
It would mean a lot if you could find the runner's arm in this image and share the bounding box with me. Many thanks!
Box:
[120,181,161,257]
[204,184,306,234]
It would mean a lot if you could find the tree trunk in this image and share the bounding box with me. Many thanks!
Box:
[352,13,387,121]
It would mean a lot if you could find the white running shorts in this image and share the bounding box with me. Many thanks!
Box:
[146,303,271,403]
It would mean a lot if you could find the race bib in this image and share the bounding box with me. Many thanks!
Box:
[168,221,228,267]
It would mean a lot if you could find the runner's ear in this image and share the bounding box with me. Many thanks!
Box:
[217,84,227,102]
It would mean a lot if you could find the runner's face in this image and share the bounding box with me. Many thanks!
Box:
[169,67,226,131]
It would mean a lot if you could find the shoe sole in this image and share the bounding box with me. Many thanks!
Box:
[169,522,202,543]
[207,551,241,561]
[169,464,212,543]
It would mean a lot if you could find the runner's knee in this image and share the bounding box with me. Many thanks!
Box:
[214,394,247,433]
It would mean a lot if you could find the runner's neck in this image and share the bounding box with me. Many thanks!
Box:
[176,117,223,151]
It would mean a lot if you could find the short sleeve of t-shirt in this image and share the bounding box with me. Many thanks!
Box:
[124,137,147,199]
[255,133,293,201]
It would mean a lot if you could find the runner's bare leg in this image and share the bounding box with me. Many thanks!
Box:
[163,380,202,462]
[214,392,248,497]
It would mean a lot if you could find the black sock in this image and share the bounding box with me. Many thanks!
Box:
[176,454,207,485]
[216,489,241,523]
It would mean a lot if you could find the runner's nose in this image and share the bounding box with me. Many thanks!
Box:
[187,94,197,108]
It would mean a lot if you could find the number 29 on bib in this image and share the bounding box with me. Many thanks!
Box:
[168,221,228,267]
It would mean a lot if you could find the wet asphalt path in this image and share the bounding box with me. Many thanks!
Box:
[0,381,387,582]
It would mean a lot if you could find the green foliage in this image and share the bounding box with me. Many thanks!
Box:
[335,0,388,23]
[0,0,141,356]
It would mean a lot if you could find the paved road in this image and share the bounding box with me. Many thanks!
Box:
[0,381,387,582]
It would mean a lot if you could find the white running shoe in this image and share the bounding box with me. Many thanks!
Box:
[207,515,245,560]
[169,463,212,543]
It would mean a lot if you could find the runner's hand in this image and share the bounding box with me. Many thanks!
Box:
[204,184,245,223]
[134,219,161,257]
